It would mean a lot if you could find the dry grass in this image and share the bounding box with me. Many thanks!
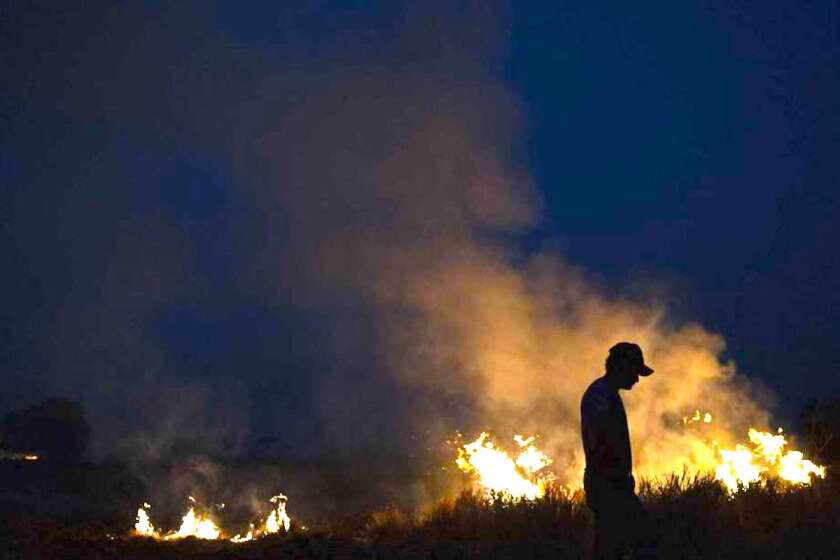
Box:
[362,475,840,559]
[3,473,839,558]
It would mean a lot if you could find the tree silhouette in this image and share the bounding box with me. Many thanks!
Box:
[799,397,840,465]
[2,397,90,463]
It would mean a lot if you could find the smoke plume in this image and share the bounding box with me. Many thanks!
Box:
[3,3,782,510]
[245,56,770,487]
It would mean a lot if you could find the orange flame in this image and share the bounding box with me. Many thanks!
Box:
[133,494,292,542]
[456,432,554,499]
[456,413,826,498]
[714,427,826,493]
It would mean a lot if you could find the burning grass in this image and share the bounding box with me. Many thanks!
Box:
[454,426,827,501]
[454,432,555,500]
[364,476,840,559]
[4,474,839,559]
[1,436,836,559]
[133,494,291,542]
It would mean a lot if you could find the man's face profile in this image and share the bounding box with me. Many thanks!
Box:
[614,357,642,390]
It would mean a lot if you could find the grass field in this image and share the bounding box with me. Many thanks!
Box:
[3,470,838,559]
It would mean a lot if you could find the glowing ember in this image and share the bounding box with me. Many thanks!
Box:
[0,451,39,461]
[456,432,553,500]
[133,494,293,542]
[681,410,712,425]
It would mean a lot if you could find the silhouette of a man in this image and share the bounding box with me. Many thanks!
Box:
[580,342,655,559]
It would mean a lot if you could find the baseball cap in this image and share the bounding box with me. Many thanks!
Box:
[609,342,654,376]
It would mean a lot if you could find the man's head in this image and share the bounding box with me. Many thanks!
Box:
[605,342,654,390]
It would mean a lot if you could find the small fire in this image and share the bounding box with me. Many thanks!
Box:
[134,494,292,542]
[456,432,553,500]
[0,450,39,461]
[230,494,291,542]
[135,503,156,537]
[672,411,827,493]
[134,497,221,540]
[682,410,712,425]
[164,497,222,540]
[714,427,827,493]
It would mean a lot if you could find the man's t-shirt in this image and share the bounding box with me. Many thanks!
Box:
[580,376,633,489]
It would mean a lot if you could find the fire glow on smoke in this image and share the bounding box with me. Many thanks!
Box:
[128,416,826,543]
[134,494,291,542]
[456,415,826,499]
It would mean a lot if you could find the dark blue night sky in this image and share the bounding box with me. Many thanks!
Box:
[506,3,840,410]
[2,1,839,454]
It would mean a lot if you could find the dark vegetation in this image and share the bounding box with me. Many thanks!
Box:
[1,397,839,558]
[2,398,90,464]
[3,477,838,559]
[800,397,840,465]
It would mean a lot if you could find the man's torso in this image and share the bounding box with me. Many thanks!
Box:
[580,376,633,490]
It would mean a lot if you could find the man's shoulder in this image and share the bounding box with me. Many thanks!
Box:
[581,377,613,416]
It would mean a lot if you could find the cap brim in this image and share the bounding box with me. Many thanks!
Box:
[639,365,654,376]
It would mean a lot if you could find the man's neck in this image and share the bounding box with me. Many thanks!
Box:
[602,373,621,392]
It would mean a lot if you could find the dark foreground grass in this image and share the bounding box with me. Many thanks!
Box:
[3,474,839,559]
[365,474,840,559]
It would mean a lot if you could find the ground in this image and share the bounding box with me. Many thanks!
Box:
[1,459,838,559]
